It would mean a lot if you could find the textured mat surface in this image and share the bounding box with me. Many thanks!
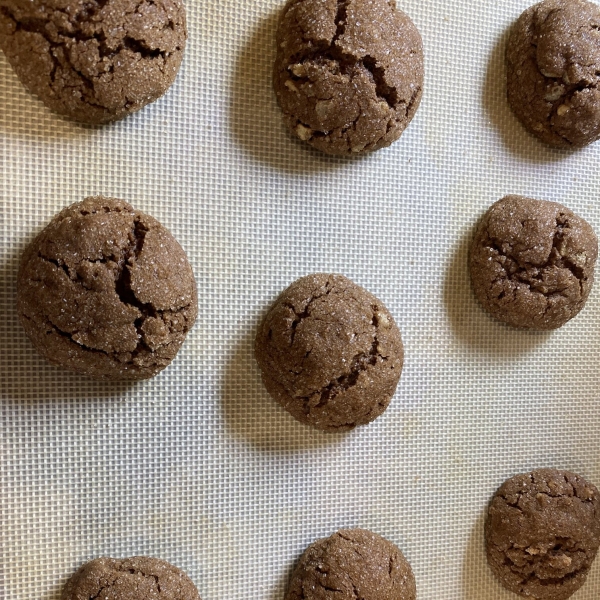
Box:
[1,1,600,599]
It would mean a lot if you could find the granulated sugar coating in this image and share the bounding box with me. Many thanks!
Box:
[485,469,600,600]
[254,273,404,431]
[507,0,600,148]
[62,557,202,600]
[17,196,197,381]
[273,0,424,155]
[0,0,187,123]
[469,195,598,330]
[286,529,416,600]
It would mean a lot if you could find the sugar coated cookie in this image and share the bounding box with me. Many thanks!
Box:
[486,469,600,600]
[62,557,201,600]
[469,195,597,329]
[274,0,423,155]
[507,0,600,147]
[255,273,403,431]
[0,0,187,123]
[17,196,197,380]
[286,529,416,600]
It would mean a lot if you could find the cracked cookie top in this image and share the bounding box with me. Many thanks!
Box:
[254,273,403,431]
[273,0,423,155]
[485,469,600,600]
[62,556,202,600]
[469,195,597,330]
[17,196,197,381]
[506,0,600,148]
[0,0,187,124]
[286,529,416,600]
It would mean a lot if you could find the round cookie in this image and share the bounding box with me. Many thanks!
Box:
[506,0,600,148]
[286,529,416,600]
[62,556,201,600]
[17,196,197,381]
[469,195,597,330]
[273,0,423,155]
[485,469,600,600]
[0,0,187,124]
[254,274,403,431]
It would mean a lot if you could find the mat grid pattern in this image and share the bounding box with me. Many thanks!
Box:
[2,0,600,599]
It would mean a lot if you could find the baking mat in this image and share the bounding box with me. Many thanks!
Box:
[2,0,600,598]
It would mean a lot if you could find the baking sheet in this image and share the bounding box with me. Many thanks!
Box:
[2,0,600,598]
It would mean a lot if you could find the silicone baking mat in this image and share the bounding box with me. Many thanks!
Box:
[2,0,600,599]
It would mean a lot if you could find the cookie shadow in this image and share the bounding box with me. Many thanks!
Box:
[462,511,508,600]
[220,318,348,453]
[443,227,550,357]
[0,244,134,403]
[0,56,101,140]
[228,9,359,174]
[41,581,63,600]
[0,54,166,140]
[268,559,295,600]
[482,27,572,163]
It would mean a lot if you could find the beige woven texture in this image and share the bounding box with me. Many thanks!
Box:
[1,1,600,599]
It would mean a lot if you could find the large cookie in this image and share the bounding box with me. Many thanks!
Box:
[469,195,597,330]
[62,557,201,600]
[506,0,600,148]
[254,273,403,431]
[0,0,187,124]
[486,469,600,600]
[273,0,423,155]
[286,529,416,600]
[17,196,197,381]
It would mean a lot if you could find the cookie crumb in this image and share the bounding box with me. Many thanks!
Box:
[296,123,313,140]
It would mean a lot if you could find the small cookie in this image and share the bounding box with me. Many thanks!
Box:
[286,529,416,600]
[274,0,423,155]
[485,469,600,600]
[17,196,197,381]
[62,557,201,600]
[0,0,187,124]
[469,195,597,329]
[254,274,403,431]
[506,0,600,148]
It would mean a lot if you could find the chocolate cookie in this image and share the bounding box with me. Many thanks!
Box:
[0,0,187,124]
[254,274,403,431]
[469,195,597,330]
[62,557,201,600]
[506,0,600,148]
[273,0,423,155]
[485,469,600,600]
[286,529,416,600]
[17,196,197,381]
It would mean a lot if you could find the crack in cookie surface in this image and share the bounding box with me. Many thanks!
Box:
[484,214,587,299]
